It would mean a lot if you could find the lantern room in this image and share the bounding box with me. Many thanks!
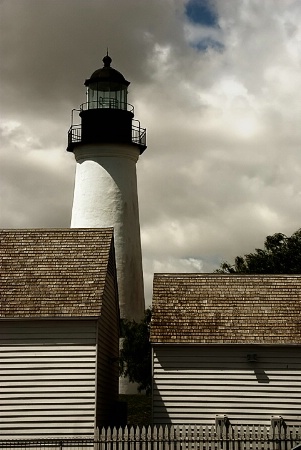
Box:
[84,54,130,110]
[67,54,146,153]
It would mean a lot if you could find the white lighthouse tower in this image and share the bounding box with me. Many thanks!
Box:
[67,54,146,324]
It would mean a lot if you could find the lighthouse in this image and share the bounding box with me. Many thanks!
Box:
[67,54,146,323]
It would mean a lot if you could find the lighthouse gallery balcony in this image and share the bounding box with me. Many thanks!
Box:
[67,100,147,154]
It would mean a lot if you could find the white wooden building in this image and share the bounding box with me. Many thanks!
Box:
[151,274,301,426]
[0,228,120,439]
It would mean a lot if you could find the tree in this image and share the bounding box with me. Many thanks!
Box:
[217,228,301,274]
[119,308,152,395]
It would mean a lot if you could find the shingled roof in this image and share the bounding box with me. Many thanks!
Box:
[151,274,301,344]
[0,228,115,318]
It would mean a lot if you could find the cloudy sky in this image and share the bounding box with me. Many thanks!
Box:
[1,0,301,306]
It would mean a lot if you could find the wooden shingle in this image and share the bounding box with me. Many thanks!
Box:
[151,273,301,344]
[0,228,115,318]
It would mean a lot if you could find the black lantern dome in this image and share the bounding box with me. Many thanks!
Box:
[87,55,130,85]
[84,55,130,110]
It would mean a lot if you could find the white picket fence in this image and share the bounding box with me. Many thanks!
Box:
[1,425,300,450]
[95,424,301,450]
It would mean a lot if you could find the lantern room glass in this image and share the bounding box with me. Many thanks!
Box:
[87,82,128,110]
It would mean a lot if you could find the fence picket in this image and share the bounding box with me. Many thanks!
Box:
[232,424,238,450]
[186,424,191,450]
[252,425,258,450]
[238,425,244,450]
[175,425,181,450]
[201,425,209,450]
[220,422,227,450]
[153,425,158,450]
[280,425,285,450]
[244,425,250,450]
[261,425,267,450]
[112,426,117,450]
[101,426,107,450]
[129,426,135,450]
[272,425,279,450]
[257,425,262,450]
[124,424,129,450]
[192,425,198,450]
[209,425,215,450]
[163,425,168,450]
[158,425,164,450]
[117,427,123,450]
[135,425,140,450]
[141,426,146,450]
[168,425,173,450]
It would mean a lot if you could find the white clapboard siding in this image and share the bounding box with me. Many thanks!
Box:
[153,345,301,426]
[0,319,97,438]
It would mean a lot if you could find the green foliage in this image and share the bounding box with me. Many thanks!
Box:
[119,394,152,426]
[119,308,152,395]
[217,228,301,274]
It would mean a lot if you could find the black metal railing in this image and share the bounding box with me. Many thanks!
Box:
[68,124,81,146]
[132,119,147,147]
[0,439,94,449]
[80,100,134,113]
[67,122,146,149]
